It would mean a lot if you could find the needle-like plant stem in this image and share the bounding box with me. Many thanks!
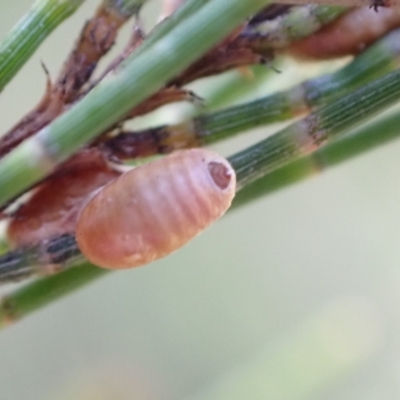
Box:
[0,0,85,93]
[0,264,108,326]
[231,69,400,188]
[134,0,211,57]
[232,108,400,208]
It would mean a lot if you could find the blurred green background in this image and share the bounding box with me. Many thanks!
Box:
[2,1,400,399]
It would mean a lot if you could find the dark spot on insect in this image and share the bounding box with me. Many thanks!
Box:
[208,161,232,190]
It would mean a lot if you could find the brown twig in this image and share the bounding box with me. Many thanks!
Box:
[0,2,133,158]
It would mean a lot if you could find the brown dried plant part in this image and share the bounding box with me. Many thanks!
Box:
[171,28,272,86]
[90,87,199,146]
[289,7,400,59]
[0,2,132,158]
[57,3,130,102]
[0,74,65,158]
[7,149,121,248]
[88,24,144,90]
[101,121,201,159]
[127,87,202,118]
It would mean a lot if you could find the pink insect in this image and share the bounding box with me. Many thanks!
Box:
[0,149,236,281]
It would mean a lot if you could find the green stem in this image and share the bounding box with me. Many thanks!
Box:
[0,0,270,209]
[202,64,278,112]
[134,0,211,57]
[232,109,400,209]
[230,69,400,188]
[0,0,85,93]
[0,264,107,327]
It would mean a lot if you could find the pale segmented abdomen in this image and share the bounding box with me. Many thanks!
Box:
[76,149,236,269]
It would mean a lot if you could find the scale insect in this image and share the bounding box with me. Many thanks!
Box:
[0,149,236,282]
[76,149,236,269]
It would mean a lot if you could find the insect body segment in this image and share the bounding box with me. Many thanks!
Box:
[76,149,236,269]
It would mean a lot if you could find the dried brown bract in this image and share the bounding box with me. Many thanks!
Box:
[290,7,400,59]
[0,2,133,158]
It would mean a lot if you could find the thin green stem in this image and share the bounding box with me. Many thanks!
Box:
[0,0,85,93]
[231,69,400,188]
[134,0,210,57]
[202,64,280,112]
[0,264,108,327]
[232,109,400,209]
[0,0,270,209]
